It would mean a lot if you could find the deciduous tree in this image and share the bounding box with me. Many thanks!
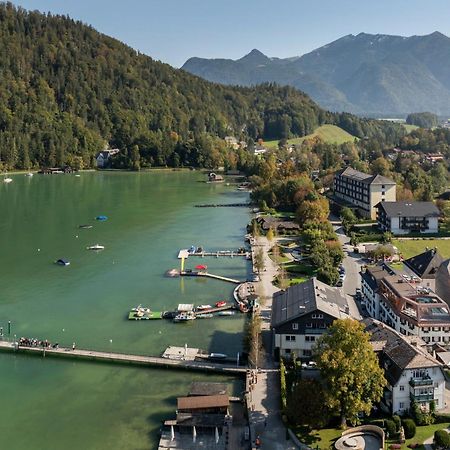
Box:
[314,319,386,428]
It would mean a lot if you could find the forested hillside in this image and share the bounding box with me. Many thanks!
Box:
[0,3,403,170]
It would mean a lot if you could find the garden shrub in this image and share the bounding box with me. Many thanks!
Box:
[434,429,450,448]
[385,419,397,438]
[392,415,401,431]
[402,418,416,439]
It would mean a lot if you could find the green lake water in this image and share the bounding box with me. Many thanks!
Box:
[0,171,250,450]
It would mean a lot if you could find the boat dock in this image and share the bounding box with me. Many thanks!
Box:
[180,271,242,284]
[177,249,249,259]
[194,203,250,208]
[0,340,247,374]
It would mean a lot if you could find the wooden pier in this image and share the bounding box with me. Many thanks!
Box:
[194,203,250,208]
[177,249,249,259]
[180,271,242,284]
[0,340,247,374]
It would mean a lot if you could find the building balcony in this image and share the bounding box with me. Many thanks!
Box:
[409,377,433,387]
[410,392,434,402]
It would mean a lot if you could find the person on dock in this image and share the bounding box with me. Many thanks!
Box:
[72,342,76,351]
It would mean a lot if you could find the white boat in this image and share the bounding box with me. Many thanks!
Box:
[25,172,33,177]
[173,312,196,323]
[196,313,213,319]
[87,244,105,250]
[217,311,235,316]
[75,174,81,177]
[209,353,227,359]
[196,305,212,311]
[3,177,12,183]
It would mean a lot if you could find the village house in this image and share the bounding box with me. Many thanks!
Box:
[403,248,444,291]
[96,149,119,168]
[271,277,350,360]
[360,263,450,345]
[364,318,446,414]
[333,167,396,219]
[376,201,440,235]
[224,136,239,150]
[254,216,300,234]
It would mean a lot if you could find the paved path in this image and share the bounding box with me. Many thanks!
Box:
[248,236,297,449]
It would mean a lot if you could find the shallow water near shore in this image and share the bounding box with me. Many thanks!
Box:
[0,171,249,450]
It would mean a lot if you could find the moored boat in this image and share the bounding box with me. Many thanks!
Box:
[173,311,196,323]
[209,353,227,359]
[79,224,93,229]
[25,172,33,177]
[128,310,162,320]
[196,313,213,319]
[55,258,70,266]
[87,244,105,250]
[196,305,212,311]
[215,300,227,308]
[3,177,12,183]
[217,311,235,316]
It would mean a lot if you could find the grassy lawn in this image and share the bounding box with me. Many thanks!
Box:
[403,124,419,133]
[393,238,450,258]
[269,253,290,264]
[295,426,341,449]
[283,262,316,286]
[294,422,450,450]
[264,125,356,149]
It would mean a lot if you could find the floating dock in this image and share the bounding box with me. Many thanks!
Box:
[0,341,246,374]
[180,271,241,284]
[177,249,249,259]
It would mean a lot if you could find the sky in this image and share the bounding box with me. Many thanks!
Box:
[10,0,450,67]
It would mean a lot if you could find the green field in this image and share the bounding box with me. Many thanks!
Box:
[403,124,419,133]
[393,238,450,259]
[264,124,356,149]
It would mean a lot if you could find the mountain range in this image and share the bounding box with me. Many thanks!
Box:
[182,32,450,116]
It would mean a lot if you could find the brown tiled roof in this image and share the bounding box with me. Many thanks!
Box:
[177,394,229,411]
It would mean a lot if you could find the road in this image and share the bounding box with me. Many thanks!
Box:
[333,221,364,320]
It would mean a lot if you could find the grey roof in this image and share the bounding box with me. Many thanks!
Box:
[377,201,440,218]
[336,167,395,185]
[404,249,444,279]
[363,318,441,385]
[271,277,349,327]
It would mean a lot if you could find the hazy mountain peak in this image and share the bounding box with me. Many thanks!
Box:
[238,49,270,64]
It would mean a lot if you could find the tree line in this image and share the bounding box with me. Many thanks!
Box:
[0,2,405,171]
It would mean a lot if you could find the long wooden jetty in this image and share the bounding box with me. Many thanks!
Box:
[194,203,250,208]
[0,340,246,374]
[177,249,249,259]
[180,271,242,284]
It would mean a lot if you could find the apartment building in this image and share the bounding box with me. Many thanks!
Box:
[333,167,396,219]
[377,201,440,235]
[271,277,350,360]
[360,264,450,345]
[364,318,446,414]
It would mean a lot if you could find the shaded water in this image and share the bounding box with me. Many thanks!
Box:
[0,171,249,450]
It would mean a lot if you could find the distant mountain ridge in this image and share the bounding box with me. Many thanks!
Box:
[182,32,450,116]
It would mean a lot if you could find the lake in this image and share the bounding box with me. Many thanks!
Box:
[0,171,250,450]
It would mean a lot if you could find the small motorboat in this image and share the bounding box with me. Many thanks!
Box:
[196,313,213,319]
[196,305,212,311]
[218,311,235,316]
[209,353,227,359]
[55,258,70,266]
[87,244,105,251]
[79,224,93,229]
[173,312,196,323]
[75,174,81,177]
[25,172,33,177]
[3,177,12,183]
[96,215,108,221]
[215,301,227,308]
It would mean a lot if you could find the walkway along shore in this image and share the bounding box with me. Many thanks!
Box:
[0,340,247,375]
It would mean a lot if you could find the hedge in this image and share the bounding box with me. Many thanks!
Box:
[402,418,416,439]
[385,419,397,437]
[434,429,450,448]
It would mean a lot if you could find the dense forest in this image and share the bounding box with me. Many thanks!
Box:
[406,112,439,128]
[0,3,405,170]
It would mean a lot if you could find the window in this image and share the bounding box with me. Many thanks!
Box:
[285,336,296,342]
[399,402,405,409]
[305,336,316,342]
[285,349,291,355]
[399,385,405,392]
[303,350,312,357]
[306,323,312,328]
[312,313,323,319]
[292,323,299,330]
